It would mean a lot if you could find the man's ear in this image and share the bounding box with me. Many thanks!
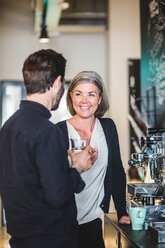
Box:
[52,76,62,93]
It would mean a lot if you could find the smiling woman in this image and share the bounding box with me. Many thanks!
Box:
[56,71,130,248]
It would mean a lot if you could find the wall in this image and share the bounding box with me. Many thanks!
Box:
[108,0,141,171]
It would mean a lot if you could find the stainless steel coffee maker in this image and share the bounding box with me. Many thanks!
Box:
[128,128,165,207]
[127,128,165,242]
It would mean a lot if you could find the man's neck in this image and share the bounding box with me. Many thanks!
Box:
[26,92,52,111]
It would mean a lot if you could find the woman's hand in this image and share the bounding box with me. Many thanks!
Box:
[119,215,131,224]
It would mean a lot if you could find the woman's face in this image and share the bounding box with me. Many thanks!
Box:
[70,82,102,119]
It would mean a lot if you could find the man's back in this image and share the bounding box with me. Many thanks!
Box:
[0,101,79,242]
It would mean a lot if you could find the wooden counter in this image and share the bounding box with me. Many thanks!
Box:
[104,213,165,248]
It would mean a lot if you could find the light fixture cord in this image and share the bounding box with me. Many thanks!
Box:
[41,0,49,29]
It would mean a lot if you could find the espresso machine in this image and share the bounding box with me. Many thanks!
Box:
[128,128,165,242]
[128,128,165,206]
[127,128,165,233]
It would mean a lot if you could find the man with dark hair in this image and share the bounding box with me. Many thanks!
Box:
[0,49,97,248]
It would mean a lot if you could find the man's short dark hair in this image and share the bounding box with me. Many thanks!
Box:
[22,49,66,94]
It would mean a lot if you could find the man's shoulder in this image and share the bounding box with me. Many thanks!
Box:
[0,108,54,138]
[55,120,68,141]
[56,120,66,128]
[0,109,20,130]
[56,120,67,134]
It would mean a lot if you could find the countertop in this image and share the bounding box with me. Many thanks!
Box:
[105,213,165,248]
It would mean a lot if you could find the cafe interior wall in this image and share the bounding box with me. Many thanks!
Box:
[0,0,140,174]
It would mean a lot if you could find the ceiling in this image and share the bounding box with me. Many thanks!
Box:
[33,0,108,34]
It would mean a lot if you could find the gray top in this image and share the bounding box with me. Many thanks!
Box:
[67,118,108,224]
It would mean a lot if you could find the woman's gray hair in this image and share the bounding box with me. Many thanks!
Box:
[67,71,109,117]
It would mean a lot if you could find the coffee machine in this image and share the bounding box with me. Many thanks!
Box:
[128,128,165,241]
[128,128,165,206]
[128,128,165,215]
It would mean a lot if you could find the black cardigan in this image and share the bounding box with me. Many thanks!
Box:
[56,118,128,220]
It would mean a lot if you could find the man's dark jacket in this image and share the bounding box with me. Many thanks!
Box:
[0,101,85,243]
[56,118,128,220]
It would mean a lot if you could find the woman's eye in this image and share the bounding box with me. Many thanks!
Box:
[89,94,95,97]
